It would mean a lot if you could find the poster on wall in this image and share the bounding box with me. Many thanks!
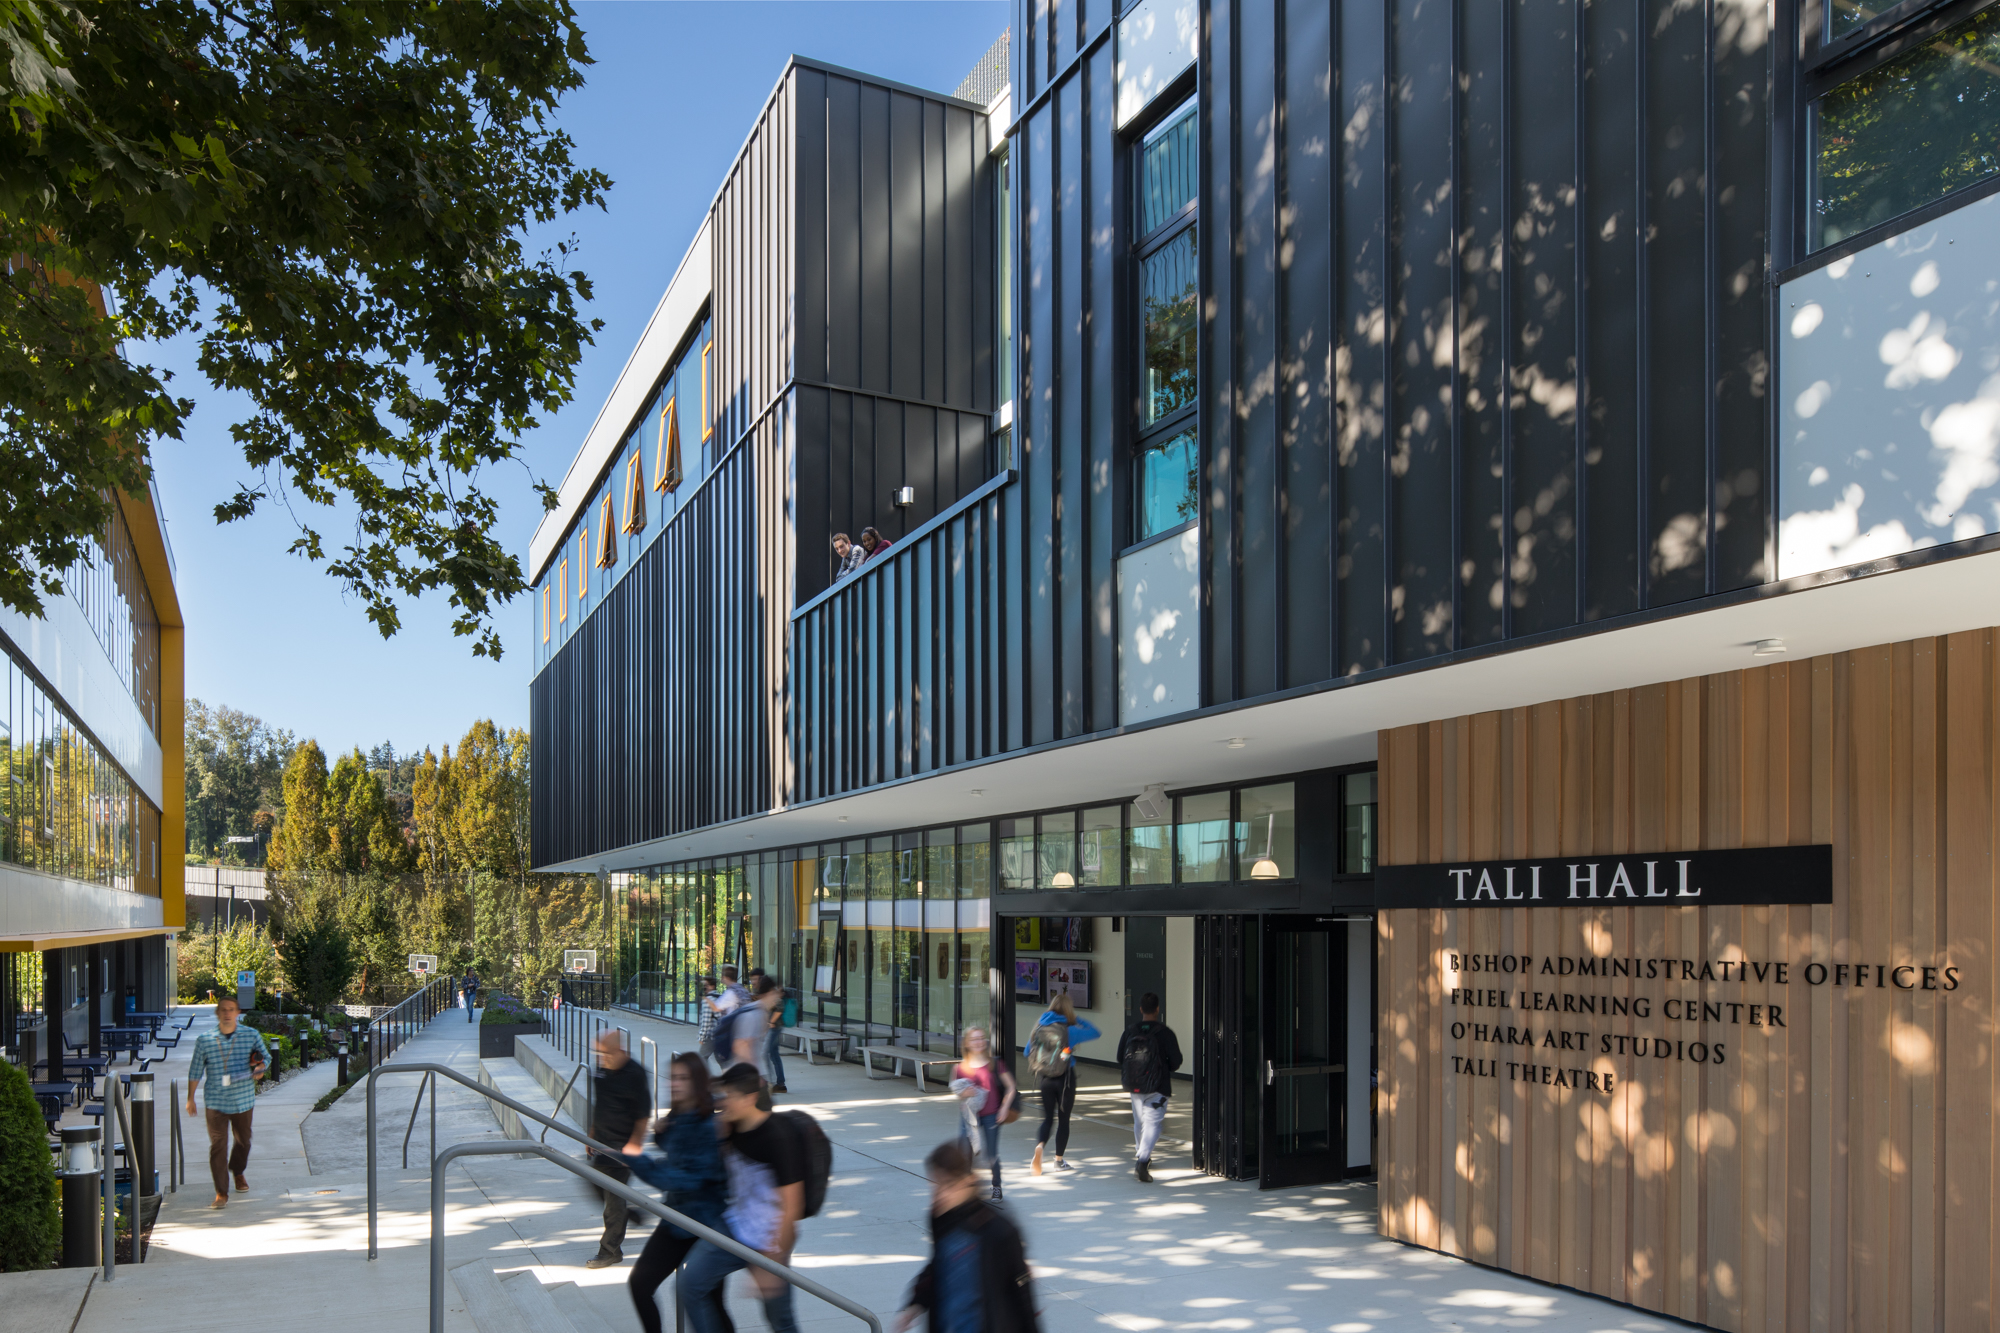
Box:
[1045,959,1092,1009]
[1015,918,1042,950]
[1041,917,1095,952]
[1014,957,1044,1002]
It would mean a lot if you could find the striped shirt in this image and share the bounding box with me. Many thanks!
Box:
[188,1025,272,1115]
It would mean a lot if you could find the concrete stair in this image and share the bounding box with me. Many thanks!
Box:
[451,1260,612,1333]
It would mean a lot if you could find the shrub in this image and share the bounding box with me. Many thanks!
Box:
[480,994,540,1026]
[0,1061,59,1271]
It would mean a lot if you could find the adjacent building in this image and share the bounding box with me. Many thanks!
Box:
[0,450,185,1071]
[531,6,2000,1327]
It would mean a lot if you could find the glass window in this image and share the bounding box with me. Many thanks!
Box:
[924,828,957,1047]
[1078,806,1121,887]
[1136,427,1199,540]
[1140,230,1199,428]
[997,146,1014,409]
[1810,4,2000,251]
[957,824,992,1043]
[1237,783,1296,880]
[997,817,1035,891]
[1127,797,1173,884]
[1038,811,1077,887]
[1343,772,1377,874]
[1177,791,1232,883]
[1133,96,1199,548]
[1136,98,1198,236]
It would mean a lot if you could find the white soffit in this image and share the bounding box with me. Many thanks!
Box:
[529,219,712,584]
[543,547,2000,874]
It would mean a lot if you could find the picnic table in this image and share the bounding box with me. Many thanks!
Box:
[127,1011,170,1036]
[31,1080,76,1109]
[99,1026,149,1063]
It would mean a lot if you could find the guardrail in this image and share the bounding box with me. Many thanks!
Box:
[537,1002,610,1066]
[428,1141,883,1333]
[364,975,455,1072]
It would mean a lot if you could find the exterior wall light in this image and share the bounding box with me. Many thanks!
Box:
[1051,871,1076,888]
[895,486,916,506]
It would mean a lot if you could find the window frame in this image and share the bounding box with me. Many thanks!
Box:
[1127,92,1202,551]
[1787,0,2000,267]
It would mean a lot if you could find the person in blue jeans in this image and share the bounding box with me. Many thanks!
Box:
[622,1052,731,1333]
[1023,993,1098,1175]
[747,969,788,1094]
[680,1063,807,1333]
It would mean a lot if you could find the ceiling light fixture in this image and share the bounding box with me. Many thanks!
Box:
[1751,638,1787,658]
[1225,737,1247,749]
[1051,871,1076,888]
[838,816,850,823]
[969,789,985,796]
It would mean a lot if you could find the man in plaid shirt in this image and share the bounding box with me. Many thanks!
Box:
[185,996,271,1208]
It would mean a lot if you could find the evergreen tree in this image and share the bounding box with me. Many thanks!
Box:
[270,740,331,883]
[0,1060,59,1270]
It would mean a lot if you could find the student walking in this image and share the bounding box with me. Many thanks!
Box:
[461,968,480,1022]
[622,1053,731,1333]
[587,1030,656,1268]
[681,1063,811,1333]
[702,967,750,1068]
[893,1140,1041,1333]
[1024,994,1098,1174]
[1116,992,1184,1183]
[950,1026,1017,1200]
[184,995,271,1208]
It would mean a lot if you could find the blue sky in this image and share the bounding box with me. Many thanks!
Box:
[147,1,1008,763]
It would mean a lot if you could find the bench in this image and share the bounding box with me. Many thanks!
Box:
[859,1043,959,1093]
[778,1026,852,1065]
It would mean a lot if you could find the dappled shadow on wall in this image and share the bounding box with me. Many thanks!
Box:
[1779,188,2000,579]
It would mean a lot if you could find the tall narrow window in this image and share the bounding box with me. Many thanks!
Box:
[577,528,589,597]
[653,395,682,493]
[622,451,648,533]
[542,584,551,642]
[558,560,568,621]
[1132,97,1199,543]
[597,495,617,567]
[997,145,1014,409]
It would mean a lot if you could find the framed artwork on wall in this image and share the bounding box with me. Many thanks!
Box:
[1014,957,1044,1002]
[1046,959,1092,1009]
[1015,917,1042,950]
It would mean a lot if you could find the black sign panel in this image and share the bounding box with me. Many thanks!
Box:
[1375,844,1833,909]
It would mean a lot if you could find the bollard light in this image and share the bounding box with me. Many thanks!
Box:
[61,1125,103,1176]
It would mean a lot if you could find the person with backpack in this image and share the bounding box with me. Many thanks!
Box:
[951,1025,1017,1200]
[1023,993,1099,1175]
[893,1140,1041,1333]
[680,1062,830,1333]
[1116,992,1184,1183]
[621,1052,730,1333]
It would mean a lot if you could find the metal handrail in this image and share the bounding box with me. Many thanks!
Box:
[168,1078,180,1193]
[365,1059,624,1259]
[543,1063,584,1143]
[402,1070,437,1169]
[367,976,454,1073]
[428,1141,883,1333]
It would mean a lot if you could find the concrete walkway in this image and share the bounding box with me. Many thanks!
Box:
[49,1006,1684,1333]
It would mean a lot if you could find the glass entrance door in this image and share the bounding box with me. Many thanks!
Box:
[1261,916,1346,1188]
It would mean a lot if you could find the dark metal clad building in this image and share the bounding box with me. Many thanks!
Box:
[529,8,2000,1323]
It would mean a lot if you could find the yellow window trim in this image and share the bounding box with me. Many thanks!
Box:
[701,340,713,441]
[578,528,589,597]
[623,451,648,533]
[653,396,683,493]
[542,584,551,642]
[558,561,568,622]
[597,494,618,567]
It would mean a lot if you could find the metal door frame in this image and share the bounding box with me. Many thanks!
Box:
[1258,914,1349,1189]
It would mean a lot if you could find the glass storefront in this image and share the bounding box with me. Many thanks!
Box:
[602,770,1376,1055]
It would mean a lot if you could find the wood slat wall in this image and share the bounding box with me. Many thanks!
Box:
[1376,632,1999,1333]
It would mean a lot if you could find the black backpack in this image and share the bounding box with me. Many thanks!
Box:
[1121,1023,1164,1093]
[778,1109,834,1218]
